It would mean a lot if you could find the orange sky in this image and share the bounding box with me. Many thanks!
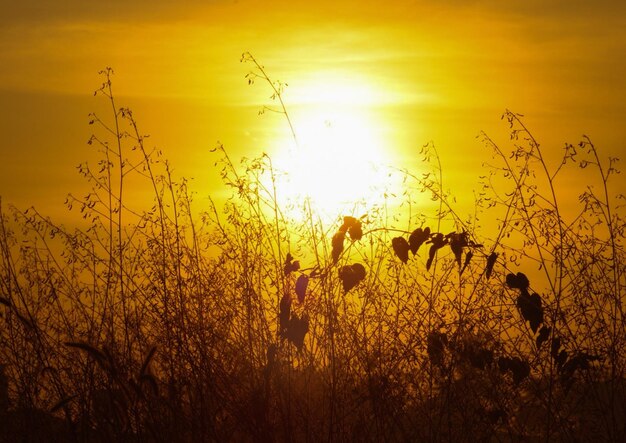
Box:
[1,0,625,222]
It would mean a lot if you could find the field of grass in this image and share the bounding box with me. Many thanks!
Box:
[0,66,624,442]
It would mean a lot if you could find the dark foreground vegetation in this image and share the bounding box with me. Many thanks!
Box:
[1,65,625,442]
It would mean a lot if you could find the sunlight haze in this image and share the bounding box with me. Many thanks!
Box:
[1,2,626,440]
[0,0,625,220]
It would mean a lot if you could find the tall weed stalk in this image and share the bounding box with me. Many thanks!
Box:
[0,65,623,442]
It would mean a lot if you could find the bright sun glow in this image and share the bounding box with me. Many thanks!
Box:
[269,98,398,221]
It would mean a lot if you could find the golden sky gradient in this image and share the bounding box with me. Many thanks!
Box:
[1,0,625,221]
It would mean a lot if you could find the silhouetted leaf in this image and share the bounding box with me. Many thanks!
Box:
[536,326,551,349]
[339,263,366,293]
[339,215,357,232]
[427,331,448,367]
[392,237,410,263]
[528,293,543,332]
[284,253,300,276]
[506,272,529,291]
[295,274,309,303]
[426,233,446,270]
[408,227,430,254]
[287,314,309,350]
[447,232,469,267]
[341,216,363,240]
[485,252,498,279]
[517,292,543,333]
[332,232,345,263]
[461,251,473,275]
[349,224,363,240]
[510,359,530,384]
[339,216,356,232]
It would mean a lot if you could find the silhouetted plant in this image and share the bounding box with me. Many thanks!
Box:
[0,63,623,442]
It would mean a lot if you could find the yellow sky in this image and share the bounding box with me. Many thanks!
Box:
[1,0,625,221]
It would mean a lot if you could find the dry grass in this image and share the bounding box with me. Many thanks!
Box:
[0,65,624,442]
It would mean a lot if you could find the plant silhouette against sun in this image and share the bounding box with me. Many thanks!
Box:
[0,61,623,442]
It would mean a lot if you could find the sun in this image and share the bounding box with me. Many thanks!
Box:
[268,103,397,222]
